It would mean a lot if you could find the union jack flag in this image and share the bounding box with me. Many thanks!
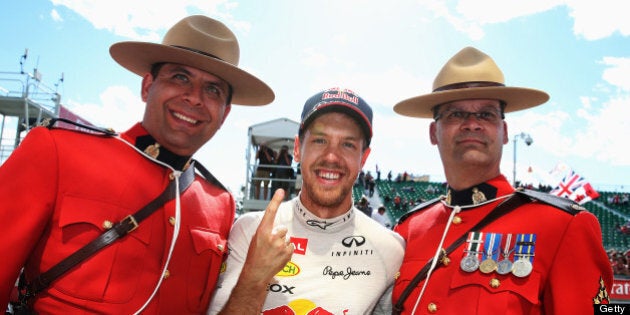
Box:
[550,170,600,204]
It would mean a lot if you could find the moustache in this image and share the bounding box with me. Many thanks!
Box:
[454,133,488,144]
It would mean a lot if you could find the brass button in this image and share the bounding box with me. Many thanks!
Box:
[427,302,438,313]
[217,244,225,252]
[441,255,451,266]
[102,220,113,230]
[452,216,462,224]
[394,271,401,280]
[490,278,500,288]
[163,269,170,279]
[168,216,176,226]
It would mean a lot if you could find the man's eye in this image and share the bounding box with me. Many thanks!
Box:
[173,73,189,82]
[450,111,466,119]
[205,85,219,95]
[479,111,496,120]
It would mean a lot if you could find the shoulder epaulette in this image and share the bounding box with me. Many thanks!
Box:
[192,159,229,192]
[41,117,117,136]
[516,189,585,215]
[397,197,443,224]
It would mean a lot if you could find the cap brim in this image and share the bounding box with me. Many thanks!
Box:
[110,42,274,106]
[393,87,549,118]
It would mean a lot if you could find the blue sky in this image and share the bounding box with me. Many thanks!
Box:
[1,0,629,195]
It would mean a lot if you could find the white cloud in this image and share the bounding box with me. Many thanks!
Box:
[455,0,559,24]
[50,9,63,22]
[49,0,242,40]
[421,0,562,40]
[422,0,630,41]
[67,85,144,131]
[600,56,630,91]
[566,0,630,40]
[576,95,630,165]
[423,0,486,40]
[508,90,630,171]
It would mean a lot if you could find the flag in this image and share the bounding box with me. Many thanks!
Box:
[570,182,600,204]
[550,169,600,204]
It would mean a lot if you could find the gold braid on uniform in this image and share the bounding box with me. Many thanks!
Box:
[592,276,610,304]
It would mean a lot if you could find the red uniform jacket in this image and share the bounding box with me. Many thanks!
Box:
[393,175,613,314]
[0,124,234,314]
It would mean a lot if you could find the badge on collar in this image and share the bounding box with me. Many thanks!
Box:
[144,143,160,159]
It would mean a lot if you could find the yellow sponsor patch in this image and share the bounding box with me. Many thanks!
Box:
[276,261,301,277]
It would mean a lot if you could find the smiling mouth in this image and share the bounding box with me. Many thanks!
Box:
[172,111,199,125]
[317,170,341,180]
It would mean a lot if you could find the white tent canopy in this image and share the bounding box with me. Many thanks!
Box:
[242,117,300,212]
[247,117,299,151]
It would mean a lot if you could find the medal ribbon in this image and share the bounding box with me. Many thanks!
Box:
[500,233,513,260]
[465,231,483,258]
[515,233,536,263]
[483,233,501,262]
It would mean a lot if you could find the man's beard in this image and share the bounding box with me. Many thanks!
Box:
[302,182,350,209]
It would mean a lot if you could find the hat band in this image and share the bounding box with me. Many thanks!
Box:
[172,45,225,62]
[433,81,504,92]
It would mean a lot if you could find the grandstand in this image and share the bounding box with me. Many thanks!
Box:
[354,179,630,302]
[353,179,630,251]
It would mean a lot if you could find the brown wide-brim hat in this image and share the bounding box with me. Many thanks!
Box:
[394,47,549,118]
[110,15,274,106]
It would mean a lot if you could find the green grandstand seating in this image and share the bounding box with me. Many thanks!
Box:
[374,180,629,252]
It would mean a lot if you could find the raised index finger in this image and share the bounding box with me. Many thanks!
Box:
[258,188,285,234]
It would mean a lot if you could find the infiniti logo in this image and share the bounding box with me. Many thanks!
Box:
[342,236,366,248]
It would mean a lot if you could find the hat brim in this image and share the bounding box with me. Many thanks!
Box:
[393,86,549,118]
[110,42,275,106]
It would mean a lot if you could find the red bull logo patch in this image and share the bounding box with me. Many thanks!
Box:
[262,299,339,315]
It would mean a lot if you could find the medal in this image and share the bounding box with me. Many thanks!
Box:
[497,259,513,274]
[479,233,501,274]
[460,232,483,273]
[496,233,513,275]
[479,259,497,274]
[461,255,479,272]
[512,257,533,277]
[512,233,536,278]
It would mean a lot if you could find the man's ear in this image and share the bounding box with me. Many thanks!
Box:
[140,73,153,102]
[293,135,301,163]
[429,122,438,145]
[502,121,509,145]
[219,104,232,126]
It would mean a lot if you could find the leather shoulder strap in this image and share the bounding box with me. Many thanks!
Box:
[42,117,117,136]
[518,189,585,215]
[25,165,195,296]
[393,192,531,314]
